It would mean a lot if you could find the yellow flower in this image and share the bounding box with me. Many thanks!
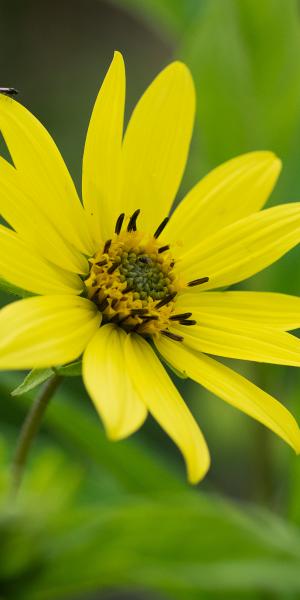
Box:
[1,51,300,484]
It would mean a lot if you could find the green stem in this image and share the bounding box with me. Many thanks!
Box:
[11,374,62,497]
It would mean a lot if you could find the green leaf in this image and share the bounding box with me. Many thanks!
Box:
[11,362,83,397]
[11,368,54,396]
[0,277,33,299]
[54,361,82,377]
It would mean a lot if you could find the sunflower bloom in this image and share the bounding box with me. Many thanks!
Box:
[1,51,300,484]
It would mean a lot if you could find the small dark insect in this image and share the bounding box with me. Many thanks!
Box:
[0,87,18,96]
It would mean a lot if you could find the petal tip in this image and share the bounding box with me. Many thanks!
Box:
[293,432,300,455]
[163,60,196,116]
[264,151,282,174]
[187,453,211,485]
[112,50,125,67]
[106,428,123,441]
[273,155,282,173]
[244,150,281,168]
[163,60,195,85]
[101,412,143,443]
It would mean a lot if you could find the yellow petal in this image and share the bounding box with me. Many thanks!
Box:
[82,51,125,244]
[0,296,101,369]
[176,291,300,331]
[171,320,300,366]
[0,225,83,295]
[156,336,300,454]
[0,93,94,257]
[0,157,88,274]
[83,324,147,440]
[125,333,210,484]
[121,61,195,232]
[179,203,300,289]
[165,152,281,252]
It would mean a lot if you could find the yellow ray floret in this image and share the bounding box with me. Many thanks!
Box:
[0,296,101,369]
[155,336,300,455]
[83,324,147,440]
[125,333,210,483]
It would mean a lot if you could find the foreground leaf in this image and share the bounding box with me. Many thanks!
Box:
[11,369,54,396]
[11,362,83,396]
[0,277,32,299]
[55,361,82,377]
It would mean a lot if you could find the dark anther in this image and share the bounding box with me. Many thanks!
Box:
[115,213,125,235]
[123,286,133,294]
[179,319,197,326]
[111,298,119,308]
[154,217,169,239]
[155,292,177,309]
[99,297,109,311]
[103,239,112,254]
[138,256,152,264]
[117,314,131,325]
[158,245,170,254]
[131,308,148,315]
[161,330,184,342]
[96,259,107,266]
[187,277,209,287]
[170,260,175,269]
[127,209,141,232]
[107,262,120,274]
[110,313,123,323]
[170,312,192,321]
[141,315,158,322]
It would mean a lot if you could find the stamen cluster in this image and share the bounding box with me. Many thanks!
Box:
[84,210,208,340]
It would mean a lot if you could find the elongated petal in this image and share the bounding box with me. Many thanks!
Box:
[125,333,210,483]
[171,319,300,366]
[176,291,300,331]
[83,324,147,440]
[156,336,300,454]
[0,225,83,295]
[0,296,101,369]
[0,157,88,274]
[179,203,300,289]
[121,62,195,232]
[165,152,281,252]
[0,93,94,257]
[83,51,125,244]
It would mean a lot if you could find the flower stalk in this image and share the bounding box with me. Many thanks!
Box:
[11,374,62,497]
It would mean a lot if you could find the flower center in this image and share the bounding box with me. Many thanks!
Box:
[84,210,208,340]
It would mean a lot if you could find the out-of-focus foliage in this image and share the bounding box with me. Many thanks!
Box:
[186,0,300,163]
[2,376,300,600]
[1,0,300,598]
[115,0,300,190]
[110,0,206,40]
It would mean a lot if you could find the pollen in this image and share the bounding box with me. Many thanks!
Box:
[84,210,208,339]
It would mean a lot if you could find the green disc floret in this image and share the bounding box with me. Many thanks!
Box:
[119,252,169,300]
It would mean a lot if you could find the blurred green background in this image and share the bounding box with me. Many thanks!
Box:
[1,0,300,598]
